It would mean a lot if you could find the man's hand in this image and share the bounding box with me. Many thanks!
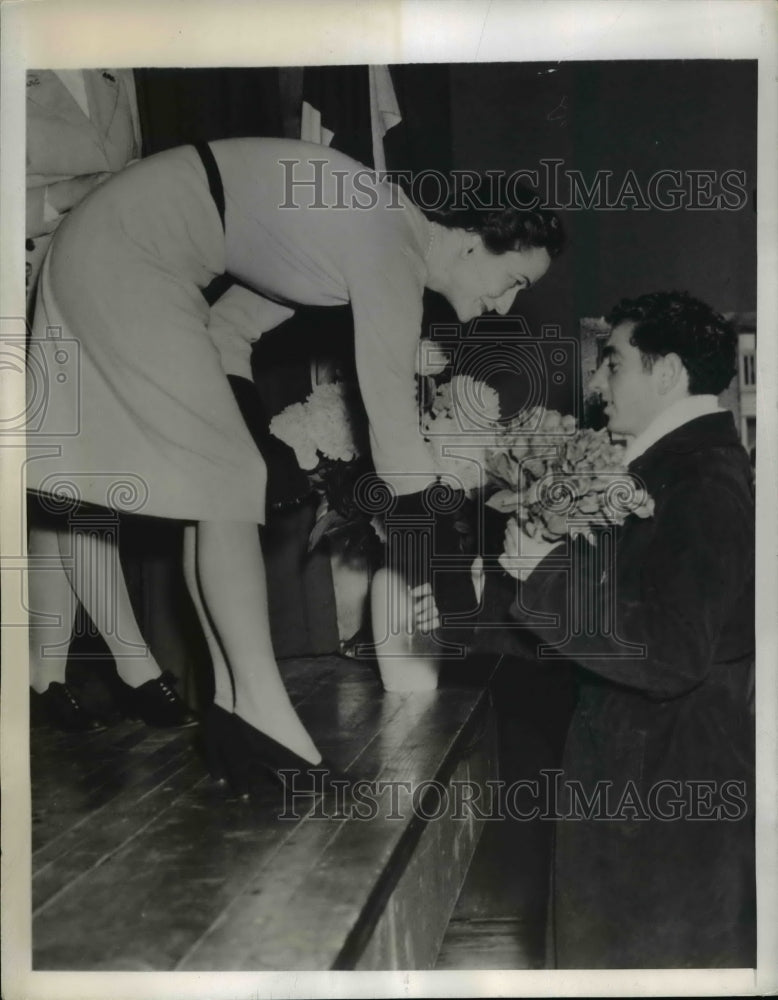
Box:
[409,583,440,634]
[499,517,563,581]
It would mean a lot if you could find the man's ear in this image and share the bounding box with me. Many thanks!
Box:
[657,352,687,394]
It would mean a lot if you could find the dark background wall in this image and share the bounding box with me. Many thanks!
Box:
[449,61,756,400]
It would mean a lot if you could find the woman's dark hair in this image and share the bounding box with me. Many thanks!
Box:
[425,176,565,258]
[607,290,738,395]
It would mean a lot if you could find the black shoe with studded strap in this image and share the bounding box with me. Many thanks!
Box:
[35,681,108,733]
[120,671,198,729]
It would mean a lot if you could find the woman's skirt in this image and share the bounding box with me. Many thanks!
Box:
[26,144,268,524]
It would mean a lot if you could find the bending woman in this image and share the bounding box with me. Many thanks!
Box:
[28,138,563,791]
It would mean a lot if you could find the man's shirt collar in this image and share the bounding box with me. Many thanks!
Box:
[623,395,723,466]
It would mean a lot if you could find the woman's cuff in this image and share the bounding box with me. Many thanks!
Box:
[387,484,466,589]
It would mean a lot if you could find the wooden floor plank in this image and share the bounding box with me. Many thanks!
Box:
[29,660,350,856]
[33,750,204,912]
[180,692,489,970]
[32,670,413,969]
[32,655,494,972]
[32,727,196,853]
[33,781,301,970]
[31,723,164,849]
[176,694,444,970]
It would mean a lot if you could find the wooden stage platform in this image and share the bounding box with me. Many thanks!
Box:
[31,655,498,972]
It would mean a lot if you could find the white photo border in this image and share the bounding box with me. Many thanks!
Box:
[1,1,776,997]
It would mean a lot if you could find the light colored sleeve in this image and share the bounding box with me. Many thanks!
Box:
[207,284,294,381]
[347,244,438,496]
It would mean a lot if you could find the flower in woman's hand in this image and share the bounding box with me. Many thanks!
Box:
[422,374,501,492]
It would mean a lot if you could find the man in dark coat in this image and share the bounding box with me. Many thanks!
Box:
[506,291,755,968]
[418,291,755,968]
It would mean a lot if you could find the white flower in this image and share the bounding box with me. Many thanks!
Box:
[427,376,500,426]
[370,515,387,543]
[270,382,363,470]
[421,376,500,494]
[304,383,361,463]
[269,403,319,470]
[416,341,451,376]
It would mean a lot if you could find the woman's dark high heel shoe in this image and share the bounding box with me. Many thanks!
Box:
[203,704,231,784]
[231,714,351,797]
[202,704,251,795]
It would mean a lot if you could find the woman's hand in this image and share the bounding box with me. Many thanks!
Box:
[499,517,562,581]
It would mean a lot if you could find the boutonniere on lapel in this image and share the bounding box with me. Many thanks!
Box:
[27,74,40,88]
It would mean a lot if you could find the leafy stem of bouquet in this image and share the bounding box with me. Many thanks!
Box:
[308,454,384,562]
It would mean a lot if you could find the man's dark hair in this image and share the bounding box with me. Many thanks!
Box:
[426,177,565,258]
[607,290,738,395]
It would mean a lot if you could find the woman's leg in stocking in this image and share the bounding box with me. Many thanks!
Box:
[28,525,76,693]
[196,519,320,764]
[55,525,162,688]
[182,524,234,713]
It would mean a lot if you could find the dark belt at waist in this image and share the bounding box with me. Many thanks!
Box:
[192,141,225,231]
[192,141,231,306]
[193,141,295,315]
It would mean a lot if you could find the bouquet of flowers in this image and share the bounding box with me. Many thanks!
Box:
[268,381,363,471]
[269,351,505,552]
[420,374,503,494]
[269,381,378,557]
[484,406,655,541]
